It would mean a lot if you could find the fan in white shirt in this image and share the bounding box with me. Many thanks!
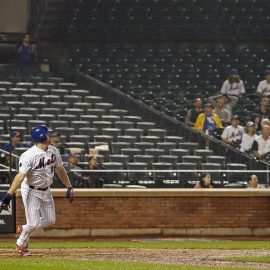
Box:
[220,69,245,97]
[251,125,270,159]
[240,122,256,153]
[221,115,244,147]
[256,69,270,97]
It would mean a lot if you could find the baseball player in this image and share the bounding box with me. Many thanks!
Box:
[0,125,73,256]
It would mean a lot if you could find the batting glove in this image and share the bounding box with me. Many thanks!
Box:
[0,193,12,213]
[66,187,73,203]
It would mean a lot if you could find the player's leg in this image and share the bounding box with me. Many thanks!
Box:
[17,186,42,248]
[37,190,56,229]
[17,183,32,246]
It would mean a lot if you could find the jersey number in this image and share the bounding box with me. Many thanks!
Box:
[51,166,55,173]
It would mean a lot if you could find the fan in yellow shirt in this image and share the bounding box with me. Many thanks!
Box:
[195,103,223,132]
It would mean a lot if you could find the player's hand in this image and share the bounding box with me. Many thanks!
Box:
[66,187,73,203]
[0,193,12,213]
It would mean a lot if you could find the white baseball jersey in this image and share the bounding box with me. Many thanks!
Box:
[16,144,63,248]
[240,133,256,153]
[256,80,270,96]
[220,80,245,96]
[221,125,244,143]
[19,145,63,188]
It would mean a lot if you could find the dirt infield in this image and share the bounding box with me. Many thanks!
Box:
[1,247,270,268]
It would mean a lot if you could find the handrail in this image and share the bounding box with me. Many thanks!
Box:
[68,169,269,173]
[0,164,12,169]
[0,148,19,159]
[0,168,267,173]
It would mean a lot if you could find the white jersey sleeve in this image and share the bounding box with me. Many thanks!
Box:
[240,80,246,94]
[221,127,229,140]
[19,153,33,174]
[256,81,264,94]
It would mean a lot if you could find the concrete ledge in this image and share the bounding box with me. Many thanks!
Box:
[163,228,253,236]
[15,188,270,198]
[253,228,270,236]
[32,228,161,237]
[32,229,91,238]
[90,228,162,237]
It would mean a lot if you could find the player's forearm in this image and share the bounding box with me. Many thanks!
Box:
[56,166,72,188]
[8,172,25,195]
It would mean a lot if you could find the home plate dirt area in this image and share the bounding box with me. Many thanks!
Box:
[1,247,270,269]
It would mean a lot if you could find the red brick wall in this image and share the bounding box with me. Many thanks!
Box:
[15,189,270,236]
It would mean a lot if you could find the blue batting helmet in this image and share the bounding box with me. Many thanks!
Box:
[31,125,52,142]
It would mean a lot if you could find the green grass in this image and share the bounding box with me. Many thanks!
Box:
[224,256,270,264]
[1,240,270,250]
[0,258,263,270]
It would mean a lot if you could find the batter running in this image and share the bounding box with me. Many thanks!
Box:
[0,125,73,255]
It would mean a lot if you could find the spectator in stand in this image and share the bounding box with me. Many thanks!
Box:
[194,173,213,189]
[194,103,223,133]
[0,154,14,184]
[220,69,245,97]
[18,33,36,66]
[221,115,244,148]
[261,118,270,127]
[82,156,104,188]
[251,125,270,159]
[0,131,22,168]
[1,131,22,154]
[88,155,100,170]
[255,97,270,120]
[209,96,230,125]
[51,132,65,155]
[17,33,37,79]
[185,98,203,127]
[263,118,270,123]
[256,69,270,97]
[64,153,84,187]
[247,174,264,189]
[251,113,262,134]
[240,122,256,153]
[256,118,270,135]
[65,153,81,172]
[208,94,237,125]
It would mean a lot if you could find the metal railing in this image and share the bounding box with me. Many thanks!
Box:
[0,148,19,159]
[59,168,269,189]
[0,167,269,188]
